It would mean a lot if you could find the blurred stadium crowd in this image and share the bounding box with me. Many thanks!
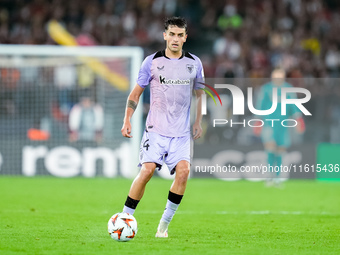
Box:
[0,0,340,144]
[0,0,340,78]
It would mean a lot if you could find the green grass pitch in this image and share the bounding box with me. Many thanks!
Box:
[1,177,339,255]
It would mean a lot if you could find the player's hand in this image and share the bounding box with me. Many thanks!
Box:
[121,121,133,138]
[253,120,262,136]
[296,117,305,134]
[95,132,103,143]
[69,132,78,142]
[193,121,202,140]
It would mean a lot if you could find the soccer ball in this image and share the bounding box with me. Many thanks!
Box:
[108,213,138,242]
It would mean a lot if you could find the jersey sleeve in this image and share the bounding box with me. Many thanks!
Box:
[194,57,205,90]
[136,55,153,88]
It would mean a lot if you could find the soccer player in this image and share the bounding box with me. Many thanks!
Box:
[120,17,204,237]
[255,69,305,186]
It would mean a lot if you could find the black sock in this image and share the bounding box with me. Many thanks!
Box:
[124,196,140,209]
[168,191,183,205]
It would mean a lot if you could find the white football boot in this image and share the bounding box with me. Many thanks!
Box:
[155,221,169,238]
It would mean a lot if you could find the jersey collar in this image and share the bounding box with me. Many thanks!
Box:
[162,49,184,60]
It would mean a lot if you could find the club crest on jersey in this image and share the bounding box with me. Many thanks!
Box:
[186,64,194,74]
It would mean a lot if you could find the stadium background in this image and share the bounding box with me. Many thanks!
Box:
[1,1,340,255]
[0,0,340,180]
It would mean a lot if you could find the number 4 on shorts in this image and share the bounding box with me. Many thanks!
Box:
[143,139,150,151]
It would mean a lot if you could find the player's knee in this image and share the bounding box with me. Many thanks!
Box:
[139,165,155,182]
[140,168,154,180]
[176,167,190,182]
[265,142,276,151]
[276,148,286,154]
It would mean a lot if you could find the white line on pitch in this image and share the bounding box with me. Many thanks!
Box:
[135,210,337,216]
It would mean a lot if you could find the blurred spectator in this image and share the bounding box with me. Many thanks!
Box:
[96,0,121,45]
[213,30,241,61]
[68,90,104,143]
[152,0,177,16]
[0,0,340,145]
[0,66,20,115]
[0,0,339,78]
[53,64,77,115]
[217,0,243,30]
[325,44,340,77]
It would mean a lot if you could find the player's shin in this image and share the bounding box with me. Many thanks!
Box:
[267,151,275,167]
[266,151,275,178]
[275,152,284,178]
[158,191,183,232]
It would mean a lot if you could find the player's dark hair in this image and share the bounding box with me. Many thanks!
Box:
[164,17,187,33]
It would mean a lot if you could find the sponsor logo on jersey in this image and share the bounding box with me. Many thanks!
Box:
[159,75,190,85]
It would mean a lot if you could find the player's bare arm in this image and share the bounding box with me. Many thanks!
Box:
[121,84,145,138]
[193,89,204,140]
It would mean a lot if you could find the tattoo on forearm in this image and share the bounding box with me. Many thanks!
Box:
[127,100,137,111]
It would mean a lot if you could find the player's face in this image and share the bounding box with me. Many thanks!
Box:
[163,26,187,54]
[271,69,286,86]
